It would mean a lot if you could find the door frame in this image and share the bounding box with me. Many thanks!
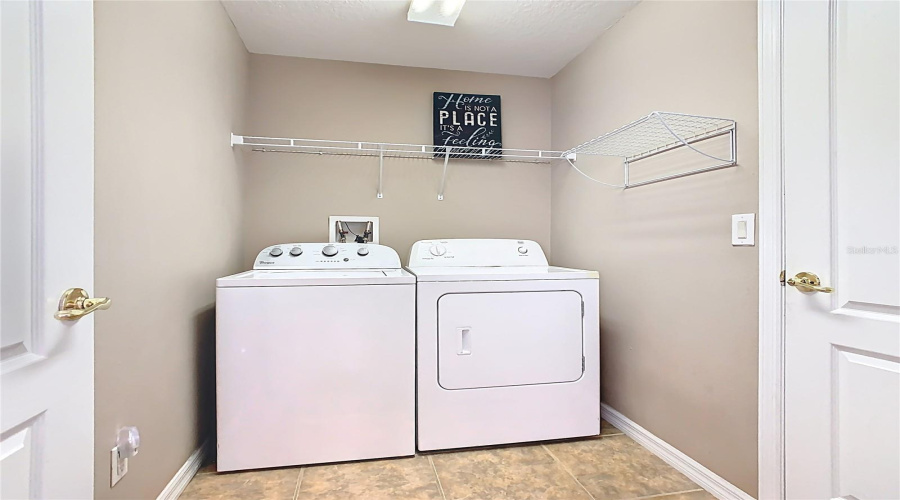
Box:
[758,0,786,498]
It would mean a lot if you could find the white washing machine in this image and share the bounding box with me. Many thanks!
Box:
[407,239,600,451]
[216,242,415,471]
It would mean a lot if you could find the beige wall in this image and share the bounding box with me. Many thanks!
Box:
[93,2,248,498]
[550,1,759,495]
[242,56,552,265]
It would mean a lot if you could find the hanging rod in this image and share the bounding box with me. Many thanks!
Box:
[563,111,737,188]
[231,134,574,200]
[232,134,572,163]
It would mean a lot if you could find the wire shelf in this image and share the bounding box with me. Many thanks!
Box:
[563,112,737,188]
[232,111,736,197]
[232,135,569,163]
[231,134,571,200]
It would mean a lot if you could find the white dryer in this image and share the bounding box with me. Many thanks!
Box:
[216,243,415,471]
[407,239,600,451]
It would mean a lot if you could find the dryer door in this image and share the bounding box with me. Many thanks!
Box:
[437,290,584,390]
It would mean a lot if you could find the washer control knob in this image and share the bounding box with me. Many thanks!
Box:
[269,247,283,257]
[357,247,369,256]
[517,246,528,254]
[289,246,303,256]
[429,245,447,256]
[322,245,339,257]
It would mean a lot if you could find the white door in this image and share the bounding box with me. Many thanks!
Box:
[783,1,900,499]
[1,1,96,498]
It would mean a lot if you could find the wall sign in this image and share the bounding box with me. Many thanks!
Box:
[433,92,502,158]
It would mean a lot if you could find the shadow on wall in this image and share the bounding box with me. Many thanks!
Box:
[194,306,217,457]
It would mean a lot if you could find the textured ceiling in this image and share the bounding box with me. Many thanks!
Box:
[221,0,639,78]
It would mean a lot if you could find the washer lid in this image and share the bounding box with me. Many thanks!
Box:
[404,265,597,282]
[216,269,414,287]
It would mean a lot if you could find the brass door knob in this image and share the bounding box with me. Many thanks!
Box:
[786,272,834,293]
[55,288,111,320]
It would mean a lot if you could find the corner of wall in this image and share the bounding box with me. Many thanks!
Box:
[546,1,760,495]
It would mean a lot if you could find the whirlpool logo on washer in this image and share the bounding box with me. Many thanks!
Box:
[258,260,275,265]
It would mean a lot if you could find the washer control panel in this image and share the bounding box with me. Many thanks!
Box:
[254,243,401,270]
[408,239,548,267]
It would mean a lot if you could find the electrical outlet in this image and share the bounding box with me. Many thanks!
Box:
[110,426,140,487]
[110,446,128,487]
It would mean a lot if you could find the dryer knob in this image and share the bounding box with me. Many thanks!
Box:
[517,246,528,255]
[289,246,303,256]
[429,245,447,256]
[269,247,283,257]
[357,247,369,256]
[322,245,339,257]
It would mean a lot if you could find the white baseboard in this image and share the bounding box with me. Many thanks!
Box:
[156,440,208,500]
[600,404,754,500]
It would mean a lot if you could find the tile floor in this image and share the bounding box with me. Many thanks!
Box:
[181,421,714,500]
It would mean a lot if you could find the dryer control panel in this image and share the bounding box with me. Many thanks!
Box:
[254,243,401,270]
[408,239,548,267]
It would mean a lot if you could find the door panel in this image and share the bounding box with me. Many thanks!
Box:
[833,0,900,314]
[0,417,39,499]
[835,349,900,500]
[1,0,35,366]
[783,1,900,498]
[437,291,583,390]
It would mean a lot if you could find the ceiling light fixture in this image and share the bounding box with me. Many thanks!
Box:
[407,0,466,27]
[409,0,434,14]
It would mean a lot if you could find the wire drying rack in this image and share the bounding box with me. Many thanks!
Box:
[231,111,737,199]
[563,112,737,188]
[231,134,572,200]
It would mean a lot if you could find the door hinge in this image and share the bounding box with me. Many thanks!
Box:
[779,270,786,286]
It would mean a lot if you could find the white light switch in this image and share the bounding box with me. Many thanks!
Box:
[732,214,755,246]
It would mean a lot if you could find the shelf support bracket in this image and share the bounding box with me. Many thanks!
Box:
[377,147,384,199]
[438,149,450,201]
[652,111,735,164]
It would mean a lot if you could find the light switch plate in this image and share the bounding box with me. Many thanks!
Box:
[732,213,756,246]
